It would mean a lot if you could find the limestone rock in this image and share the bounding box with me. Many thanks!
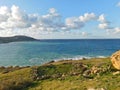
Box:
[112,71,120,75]
[88,88,105,90]
[111,50,120,70]
[90,66,101,74]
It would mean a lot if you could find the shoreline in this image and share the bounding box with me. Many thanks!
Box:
[0,57,109,67]
[54,56,108,61]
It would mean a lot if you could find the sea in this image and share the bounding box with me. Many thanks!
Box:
[0,39,120,66]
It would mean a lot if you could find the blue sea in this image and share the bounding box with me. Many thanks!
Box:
[0,39,120,66]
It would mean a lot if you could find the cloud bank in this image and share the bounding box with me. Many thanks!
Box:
[0,5,119,38]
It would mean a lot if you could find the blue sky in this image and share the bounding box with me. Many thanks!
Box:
[0,0,120,39]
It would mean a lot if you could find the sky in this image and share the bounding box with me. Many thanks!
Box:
[0,0,120,39]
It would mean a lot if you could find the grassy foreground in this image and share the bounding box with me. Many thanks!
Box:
[0,58,120,90]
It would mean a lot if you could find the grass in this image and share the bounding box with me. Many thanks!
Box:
[0,67,33,90]
[28,74,120,90]
[0,57,120,90]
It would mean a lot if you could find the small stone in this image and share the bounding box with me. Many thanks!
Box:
[90,66,101,74]
[88,88,105,90]
[113,71,120,75]
[62,73,65,77]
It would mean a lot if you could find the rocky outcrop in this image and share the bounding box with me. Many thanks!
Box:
[111,50,120,70]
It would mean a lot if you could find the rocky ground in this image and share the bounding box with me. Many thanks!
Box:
[0,56,120,90]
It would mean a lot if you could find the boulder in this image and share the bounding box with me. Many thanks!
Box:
[111,50,120,70]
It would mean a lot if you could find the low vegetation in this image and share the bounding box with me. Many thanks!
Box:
[0,58,120,90]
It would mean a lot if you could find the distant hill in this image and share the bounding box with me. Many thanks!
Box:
[0,35,37,43]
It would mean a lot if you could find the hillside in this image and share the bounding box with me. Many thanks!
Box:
[0,58,120,90]
[0,36,37,43]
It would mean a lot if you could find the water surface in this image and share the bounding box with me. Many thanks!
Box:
[0,39,120,66]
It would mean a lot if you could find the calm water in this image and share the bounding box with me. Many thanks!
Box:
[0,39,120,66]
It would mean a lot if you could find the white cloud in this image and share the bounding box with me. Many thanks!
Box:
[98,14,107,23]
[81,32,89,36]
[0,6,10,15]
[114,27,120,34]
[0,5,62,31]
[49,8,57,14]
[98,23,109,29]
[0,5,31,30]
[0,6,10,22]
[104,27,120,38]
[65,13,96,30]
[0,5,98,38]
[98,14,112,30]
[117,2,120,7]
[65,17,85,29]
[0,5,119,38]
[79,13,96,22]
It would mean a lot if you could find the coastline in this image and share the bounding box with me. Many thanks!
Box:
[1,57,120,90]
[1,57,116,90]
[0,56,109,67]
[54,56,108,62]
